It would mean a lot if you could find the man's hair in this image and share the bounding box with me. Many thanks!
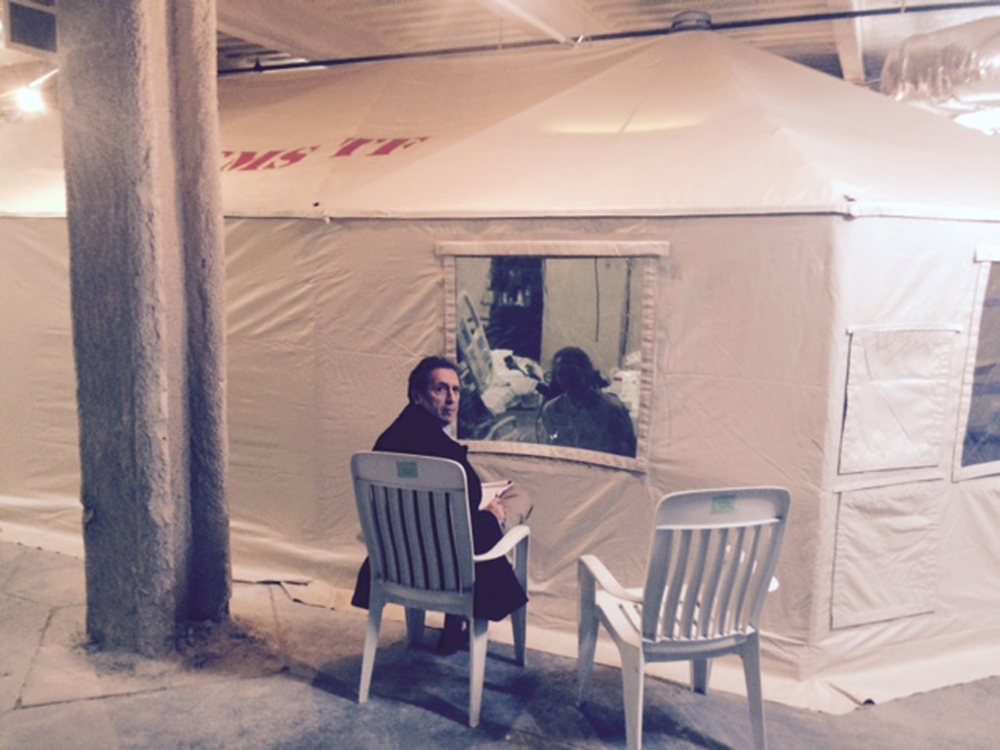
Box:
[407,356,459,403]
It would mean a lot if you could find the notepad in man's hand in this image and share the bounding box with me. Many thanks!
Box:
[480,479,514,510]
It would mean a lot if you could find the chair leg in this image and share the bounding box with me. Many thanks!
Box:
[513,534,530,590]
[620,647,644,750]
[691,658,712,694]
[577,559,599,704]
[512,534,529,667]
[405,608,425,648]
[468,617,489,728]
[512,603,527,667]
[359,603,384,703]
[741,633,767,750]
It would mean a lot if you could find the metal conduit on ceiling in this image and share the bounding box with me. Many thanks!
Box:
[217,1,1000,77]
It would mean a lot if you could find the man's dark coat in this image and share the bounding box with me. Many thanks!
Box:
[351,403,528,621]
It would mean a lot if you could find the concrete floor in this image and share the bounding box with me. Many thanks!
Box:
[2,539,998,749]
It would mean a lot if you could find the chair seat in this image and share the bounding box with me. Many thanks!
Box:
[595,590,756,658]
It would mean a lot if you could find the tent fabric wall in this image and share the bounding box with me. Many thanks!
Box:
[5,212,1000,713]
[0,211,835,677]
[0,218,79,553]
[808,216,1000,706]
[3,31,1000,715]
[218,211,1000,712]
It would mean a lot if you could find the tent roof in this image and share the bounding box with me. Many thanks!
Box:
[4,31,1000,220]
[214,31,1000,221]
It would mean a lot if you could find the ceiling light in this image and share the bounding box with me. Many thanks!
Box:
[14,84,44,113]
[476,0,569,44]
[954,108,1000,134]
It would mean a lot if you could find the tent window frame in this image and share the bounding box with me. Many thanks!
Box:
[954,248,1000,481]
[437,239,666,471]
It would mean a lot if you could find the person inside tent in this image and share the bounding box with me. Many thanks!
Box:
[537,347,637,457]
[351,356,529,654]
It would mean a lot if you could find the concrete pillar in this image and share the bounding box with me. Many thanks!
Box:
[58,0,229,656]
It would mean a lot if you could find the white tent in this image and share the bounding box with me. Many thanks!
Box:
[3,31,1000,713]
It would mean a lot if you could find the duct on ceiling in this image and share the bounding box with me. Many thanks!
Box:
[881,17,1000,133]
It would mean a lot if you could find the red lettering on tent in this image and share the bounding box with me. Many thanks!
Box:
[369,137,429,156]
[220,150,281,171]
[220,147,320,172]
[221,140,428,169]
[332,138,375,157]
[221,151,250,170]
[331,137,429,158]
[270,146,320,169]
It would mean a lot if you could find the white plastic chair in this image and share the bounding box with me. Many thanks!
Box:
[352,451,530,727]
[577,486,790,750]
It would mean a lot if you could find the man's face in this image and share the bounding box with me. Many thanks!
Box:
[415,367,461,427]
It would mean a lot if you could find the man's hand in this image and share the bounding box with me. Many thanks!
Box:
[485,497,506,526]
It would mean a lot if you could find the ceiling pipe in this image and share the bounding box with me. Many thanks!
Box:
[219,1,1000,76]
[881,16,1000,132]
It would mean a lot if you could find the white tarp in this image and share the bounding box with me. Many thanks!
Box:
[2,32,1000,714]
[7,33,1000,221]
[212,34,1000,220]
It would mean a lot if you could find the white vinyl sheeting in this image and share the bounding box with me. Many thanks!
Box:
[2,32,1000,714]
[216,33,1000,222]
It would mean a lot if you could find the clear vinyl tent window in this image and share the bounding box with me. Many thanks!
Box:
[962,261,1000,468]
[438,240,665,469]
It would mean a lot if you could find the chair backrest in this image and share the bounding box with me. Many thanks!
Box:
[352,451,476,599]
[641,487,790,643]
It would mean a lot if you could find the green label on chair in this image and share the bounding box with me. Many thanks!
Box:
[711,493,737,514]
[396,460,418,478]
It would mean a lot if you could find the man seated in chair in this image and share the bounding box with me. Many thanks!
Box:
[351,356,529,654]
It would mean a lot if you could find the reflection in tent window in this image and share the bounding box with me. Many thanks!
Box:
[963,263,1000,467]
[452,254,650,462]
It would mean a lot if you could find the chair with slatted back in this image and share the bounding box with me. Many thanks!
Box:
[351,451,530,727]
[577,486,790,750]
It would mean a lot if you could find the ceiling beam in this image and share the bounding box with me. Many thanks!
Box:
[475,0,608,43]
[828,0,867,84]
[217,0,391,61]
